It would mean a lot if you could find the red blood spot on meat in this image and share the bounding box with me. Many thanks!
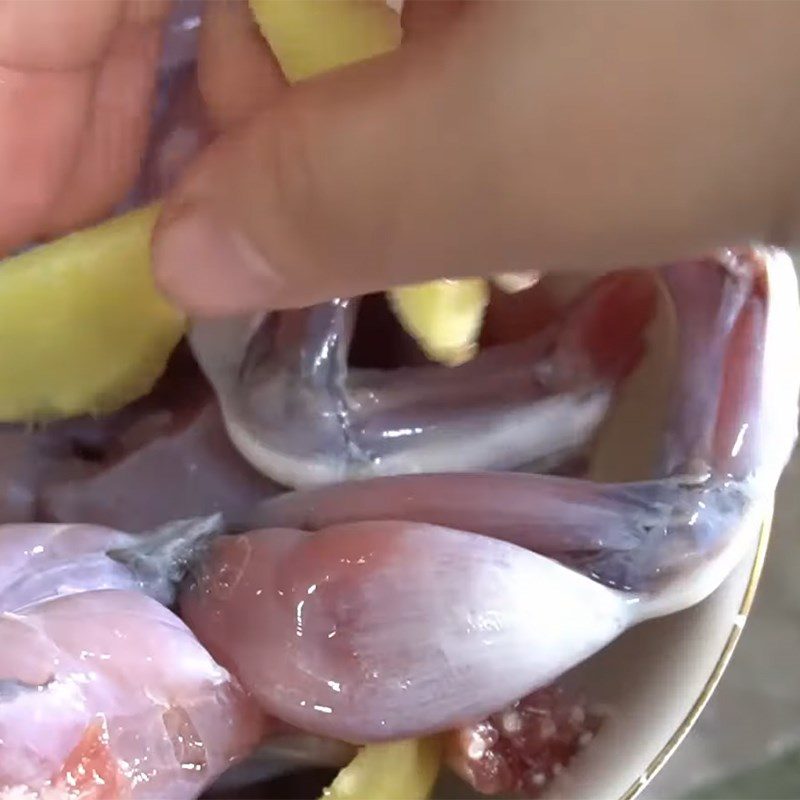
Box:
[50,718,131,800]
[446,685,605,797]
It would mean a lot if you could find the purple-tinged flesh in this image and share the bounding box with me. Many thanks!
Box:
[191,271,656,487]
[185,249,800,743]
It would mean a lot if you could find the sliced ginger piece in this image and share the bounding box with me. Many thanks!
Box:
[388,278,490,366]
[249,0,401,82]
[0,204,183,421]
[322,738,442,800]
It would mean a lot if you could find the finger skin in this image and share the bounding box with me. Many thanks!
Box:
[154,2,800,315]
[198,0,285,131]
[45,16,165,236]
[0,0,121,70]
[0,0,168,253]
[0,590,267,798]
[0,65,89,252]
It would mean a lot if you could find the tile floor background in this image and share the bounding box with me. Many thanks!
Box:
[648,453,800,799]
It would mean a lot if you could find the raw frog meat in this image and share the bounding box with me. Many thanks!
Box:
[0,517,267,799]
[183,249,800,757]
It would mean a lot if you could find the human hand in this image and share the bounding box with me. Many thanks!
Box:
[0,0,168,254]
[153,0,800,316]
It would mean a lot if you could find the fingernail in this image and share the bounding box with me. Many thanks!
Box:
[153,207,282,315]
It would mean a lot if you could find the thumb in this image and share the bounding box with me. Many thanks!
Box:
[152,24,513,315]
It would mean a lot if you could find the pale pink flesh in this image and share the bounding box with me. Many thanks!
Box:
[185,250,800,745]
[0,516,268,799]
[0,590,267,799]
[181,522,630,743]
[0,347,279,531]
[246,251,799,599]
[41,401,280,531]
[0,522,137,611]
[0,515,227,613]
[0,520,267,800]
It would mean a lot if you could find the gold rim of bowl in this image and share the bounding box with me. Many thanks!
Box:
[618,508,774,800]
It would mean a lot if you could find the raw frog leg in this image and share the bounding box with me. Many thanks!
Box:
[183,520,631,742]
[0,592,266,800]
[183,249,799,743]
[0,518,267,799]
[191,271,655,487]
[0,516,224,613]
[191,0,654,488]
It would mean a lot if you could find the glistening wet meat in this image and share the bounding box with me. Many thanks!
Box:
[0,519,267,800]
[184,249,800,747]
[191,271,656,488]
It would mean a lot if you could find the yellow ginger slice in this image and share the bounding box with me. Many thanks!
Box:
[249,0,401,82]
[0,204,183,421]
[249,0,489,367]
[388,278,489,366]
[322,738,441,800]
